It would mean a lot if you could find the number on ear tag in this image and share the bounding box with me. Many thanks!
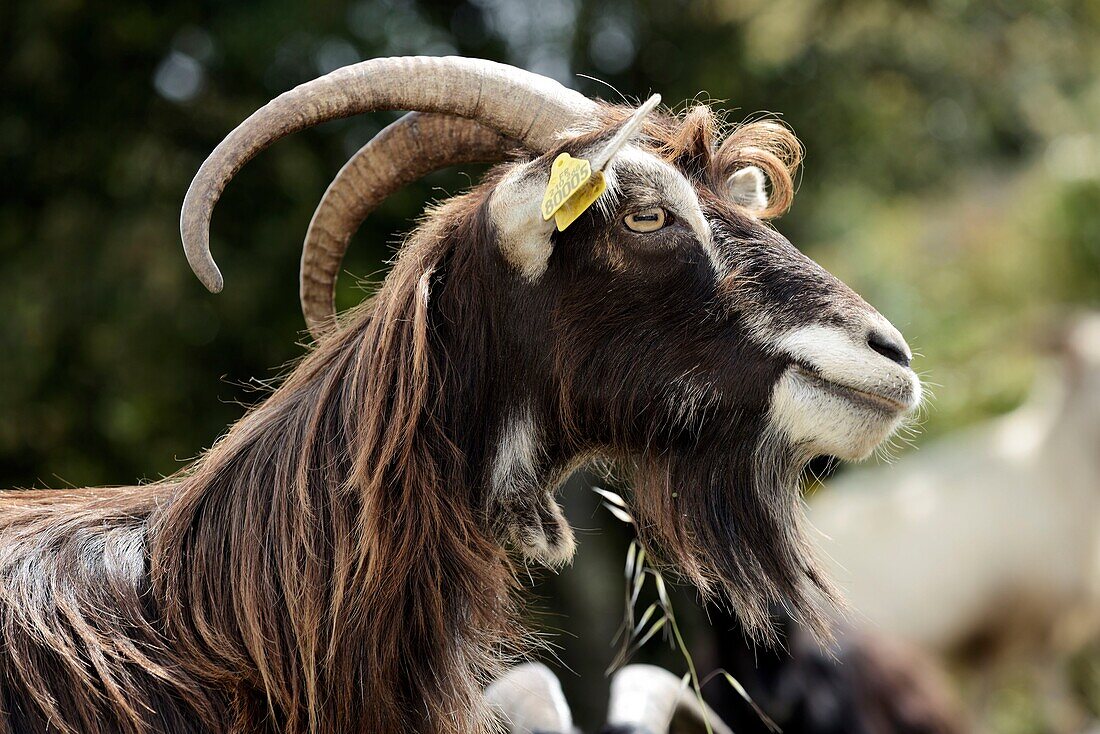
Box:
[552,172,606,231]
[541,153,607,231]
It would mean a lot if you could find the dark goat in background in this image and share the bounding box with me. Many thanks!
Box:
[0,57,922,733]
[707,608,967,734]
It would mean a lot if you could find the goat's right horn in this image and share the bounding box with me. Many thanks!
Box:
[300,111,514,338]
[181,56,598,293]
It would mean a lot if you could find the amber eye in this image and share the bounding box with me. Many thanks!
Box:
[623,207,668,233]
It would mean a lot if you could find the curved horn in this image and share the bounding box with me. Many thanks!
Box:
[606,665,734,734]
[181,56,597,293]
[300,112,514,337]
[485,662,574,734]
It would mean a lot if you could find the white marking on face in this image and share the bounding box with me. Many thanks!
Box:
[489,141,721,280]
[769,369,907,460]
[776,319,916,397]
[767,320,921,460]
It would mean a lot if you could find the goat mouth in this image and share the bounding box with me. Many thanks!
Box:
[793,366,909,414]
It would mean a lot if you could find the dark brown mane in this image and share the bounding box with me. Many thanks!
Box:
[0,191,524,733]
[153,189,526,732]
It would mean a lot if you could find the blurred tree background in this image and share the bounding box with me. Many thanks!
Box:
[2,0,1098,730]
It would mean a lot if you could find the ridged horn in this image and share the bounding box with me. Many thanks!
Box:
[181,56,597,293]
[300,112,514,337]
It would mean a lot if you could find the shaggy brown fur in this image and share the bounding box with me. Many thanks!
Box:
[1,197,521,733]
[0,106,871,732]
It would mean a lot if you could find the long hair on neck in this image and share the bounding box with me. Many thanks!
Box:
[0,192,521,734]
[151,193,522,732]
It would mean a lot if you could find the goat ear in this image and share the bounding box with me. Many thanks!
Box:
[606,665,735,734]
[489,166,557,280]
[726,166,769,213]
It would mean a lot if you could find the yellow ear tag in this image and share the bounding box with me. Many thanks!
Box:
[540,153,607,232]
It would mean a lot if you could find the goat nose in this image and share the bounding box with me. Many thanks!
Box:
[867,329,912,368]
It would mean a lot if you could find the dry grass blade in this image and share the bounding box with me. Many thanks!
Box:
[598,490,777,734]
[593,486,629,509]
[603,502,634,524]
[632,602,660,637]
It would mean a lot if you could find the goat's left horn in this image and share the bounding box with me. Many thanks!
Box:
[300,112,514,337]
[181,56,596,293]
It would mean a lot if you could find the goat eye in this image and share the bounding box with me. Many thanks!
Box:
[623,207,668,233]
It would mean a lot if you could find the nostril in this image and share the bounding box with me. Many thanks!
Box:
[868,331,912,368]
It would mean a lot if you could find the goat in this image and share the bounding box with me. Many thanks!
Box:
[602,665,734,734]
[0,56,922,733]
[489,640,965,734]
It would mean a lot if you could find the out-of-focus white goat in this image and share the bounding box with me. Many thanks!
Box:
[812,314,1100,657]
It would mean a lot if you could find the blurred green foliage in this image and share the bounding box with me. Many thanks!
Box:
[1,0,1098,729]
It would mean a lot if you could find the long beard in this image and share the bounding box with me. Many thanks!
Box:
[628,426,841,644]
